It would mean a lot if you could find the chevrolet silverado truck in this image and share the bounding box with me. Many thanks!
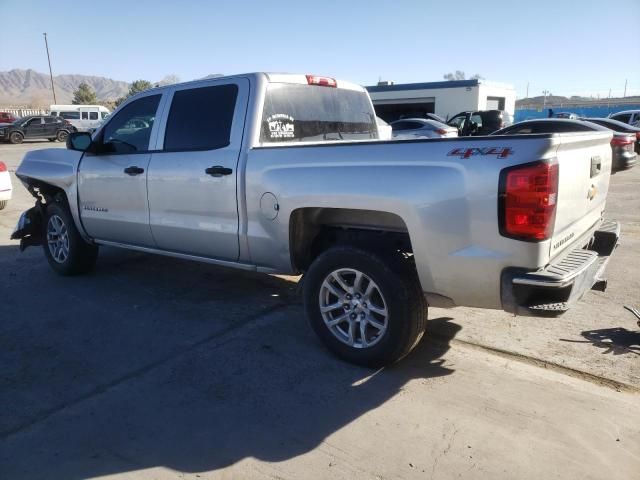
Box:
[11,73,620,367]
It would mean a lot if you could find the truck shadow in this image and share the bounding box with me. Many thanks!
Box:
[560,328,640,356]
[0,245,461,478]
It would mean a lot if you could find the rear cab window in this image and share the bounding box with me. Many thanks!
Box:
[260,82,378,144]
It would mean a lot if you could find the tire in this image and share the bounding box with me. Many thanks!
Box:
[9,131,23,144]
[0,200,7,210]
[43,201,98,275]
[56,130,69,142]
[304,245,427,368]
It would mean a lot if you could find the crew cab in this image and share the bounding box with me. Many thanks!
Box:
[11,73,620,367]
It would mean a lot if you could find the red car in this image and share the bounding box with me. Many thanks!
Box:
[0,111,17,124]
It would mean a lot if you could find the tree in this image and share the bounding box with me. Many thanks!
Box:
[158,74,180,86]
[443,71,484,81]
[114,79,154,107]
[128,79,153,97]
[72,82,98,104]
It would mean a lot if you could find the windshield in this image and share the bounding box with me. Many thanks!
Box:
[260,83,378,143]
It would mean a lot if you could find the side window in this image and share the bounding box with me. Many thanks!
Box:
[511,125,535,134]
[470,114,483,128]
[81,112,89,120]
[164,84,238,151]
[26,118,42,126]
[44,117,57,124]
[101,112,109,119]
[61,112,80,120]
[89,112,98,120]
[612,113,631,124]
[448,115,466,130]
[101,94,161,153]
[391,121,410,131]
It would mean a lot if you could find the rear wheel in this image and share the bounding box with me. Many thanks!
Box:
[43,201,98,275]
[9,132,23,144]
[304,246,427,367]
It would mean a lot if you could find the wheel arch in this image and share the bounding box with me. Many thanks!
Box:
[289,207,414,273]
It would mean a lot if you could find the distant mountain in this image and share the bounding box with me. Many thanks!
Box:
[0,69,129,106]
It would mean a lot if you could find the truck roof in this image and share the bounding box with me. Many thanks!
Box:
[142,72,366,93]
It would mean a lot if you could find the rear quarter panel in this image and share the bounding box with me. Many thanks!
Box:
[244,136,563,309]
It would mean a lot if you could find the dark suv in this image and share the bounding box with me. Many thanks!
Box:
[0,115,74,144]
[447,110,513,136]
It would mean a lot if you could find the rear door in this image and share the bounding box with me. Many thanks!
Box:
[147,78,249,260]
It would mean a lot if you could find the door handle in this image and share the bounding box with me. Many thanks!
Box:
[205,166,233,177]
[124,166,144,175]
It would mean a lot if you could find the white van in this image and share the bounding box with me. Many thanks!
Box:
[49,105,111,132]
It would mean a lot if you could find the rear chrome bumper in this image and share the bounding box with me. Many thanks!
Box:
[501,220,620,316]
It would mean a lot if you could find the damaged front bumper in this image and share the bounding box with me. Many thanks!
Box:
[10,205,44,251]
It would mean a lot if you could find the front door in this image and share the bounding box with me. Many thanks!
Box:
[78,93,163,247]
[147,79,248,260]
[24,117,45,138]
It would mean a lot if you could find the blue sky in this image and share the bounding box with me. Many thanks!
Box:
[2,0,639,98]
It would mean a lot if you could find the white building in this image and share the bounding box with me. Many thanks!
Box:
[366,79,516,123]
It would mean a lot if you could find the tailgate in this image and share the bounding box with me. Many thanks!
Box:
[550,131,613,259]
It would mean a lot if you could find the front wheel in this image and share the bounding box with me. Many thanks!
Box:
[9,132,23,144]
[304,246,427,367]
[56,130,69,142]
[43,201,98,275]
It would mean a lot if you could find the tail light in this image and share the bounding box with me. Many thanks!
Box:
[611,136,634,147]
[306,75,337,87]
[435,128,448,135]
[499,161,559,241]
[635,132,640,141]
[0,161,6,172]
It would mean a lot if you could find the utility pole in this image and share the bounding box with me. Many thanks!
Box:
[623,79,627,98]
[43,33,57,104]
[542,89,550,109]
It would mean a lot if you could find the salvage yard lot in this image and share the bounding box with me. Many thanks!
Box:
[1,141,639,479]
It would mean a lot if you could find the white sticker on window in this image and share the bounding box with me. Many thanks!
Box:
[267,114,295,139]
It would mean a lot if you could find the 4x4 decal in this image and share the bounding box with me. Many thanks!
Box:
[447,147,513,159]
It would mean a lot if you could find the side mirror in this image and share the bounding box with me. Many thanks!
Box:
[67,131,93,152]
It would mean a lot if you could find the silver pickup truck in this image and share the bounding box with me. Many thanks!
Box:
[11,72,620,367]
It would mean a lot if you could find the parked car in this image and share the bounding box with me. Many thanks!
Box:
[581,117,640,155]
[49,104,110,132]
[0,111,17,124]
[491,119,637,173]
[12,72,620,367]
[553,112,578,119]
[447,110,513,136]
[608,110,640,126]
[399,113,448,124]
[376,117,392,140]
[391,118,457,139]
[0,160,12,210]
[0,116,74,144]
